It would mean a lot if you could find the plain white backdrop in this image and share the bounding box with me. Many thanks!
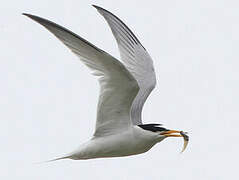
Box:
[1,0,239,179]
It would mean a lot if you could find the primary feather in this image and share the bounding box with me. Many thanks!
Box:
[93,5,157,125]
[23,13,139,137]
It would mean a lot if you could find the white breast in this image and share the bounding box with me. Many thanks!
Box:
[70,126,165,159]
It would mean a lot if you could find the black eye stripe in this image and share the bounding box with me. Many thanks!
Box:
[138,124,168,132]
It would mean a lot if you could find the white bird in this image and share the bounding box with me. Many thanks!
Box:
[23,5,189,161]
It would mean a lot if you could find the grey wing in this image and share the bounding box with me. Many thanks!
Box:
[93,5,157,125]
[24,14,139,137]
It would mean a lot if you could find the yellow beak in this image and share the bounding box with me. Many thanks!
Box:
[161,130,182,137]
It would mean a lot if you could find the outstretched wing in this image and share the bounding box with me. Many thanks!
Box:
[93,5,157,125]
[24,14,139,137]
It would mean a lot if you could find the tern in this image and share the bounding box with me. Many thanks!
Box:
[23,5,189,161]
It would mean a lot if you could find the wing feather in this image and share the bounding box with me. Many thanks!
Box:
[93,6,157,125]
[23,14,139,136]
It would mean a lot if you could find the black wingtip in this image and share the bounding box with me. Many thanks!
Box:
[21,13,48,25]
[92,4,100,9]
[92,4,107,12]
[22,13,37,20]
[22,13,36,20]
[22,13,32,17]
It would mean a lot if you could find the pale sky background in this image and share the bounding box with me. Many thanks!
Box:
[1,0,239,179]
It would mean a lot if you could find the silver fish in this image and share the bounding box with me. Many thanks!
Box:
[180,131,189,153]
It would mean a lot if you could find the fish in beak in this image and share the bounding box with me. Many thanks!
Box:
[161,130,189,153]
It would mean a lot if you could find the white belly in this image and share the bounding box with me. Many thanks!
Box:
[70,126,165,159]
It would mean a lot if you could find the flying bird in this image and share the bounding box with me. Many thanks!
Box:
[23,5,189,161]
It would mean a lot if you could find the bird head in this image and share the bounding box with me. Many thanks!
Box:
[138,124,189,152]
